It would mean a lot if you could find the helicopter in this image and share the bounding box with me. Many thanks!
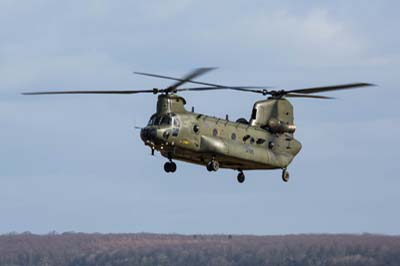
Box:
[23,68,374,183]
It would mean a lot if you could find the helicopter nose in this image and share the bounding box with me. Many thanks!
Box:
[140,127,157,142]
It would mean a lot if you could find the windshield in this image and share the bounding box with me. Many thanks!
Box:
[160,115,172,125]
[147,113,179,127]
[147,114,156,126]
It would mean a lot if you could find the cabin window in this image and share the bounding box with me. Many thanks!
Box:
[173,117,180,127]
[172,128,179,137]
[251,108,257,119]
[256,138,266,145]
[193,124,200,133]
[243,135,250,142]
[231,133,237,141]
[213,128,218,137]
[250,137,255,144]
[268,141,275,149]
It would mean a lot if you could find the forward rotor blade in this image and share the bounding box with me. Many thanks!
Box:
[134,69,270,91]
[167,67,216,91]
[135,68,216,92]
[22,89,156,95]
[288,83,375,94]
[177,86,232,92]
[285,93,335,99]
[176,87,268,93]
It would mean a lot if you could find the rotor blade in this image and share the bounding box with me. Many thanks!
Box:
[287,83,375,94]
[285,93,335,99]
[223,87,268,94]
[22,89,157,95]
[134,69,270,91]
[134,68,216,91]
[176,87,268,93]
[177,86,231,92]
[167,67,216,90]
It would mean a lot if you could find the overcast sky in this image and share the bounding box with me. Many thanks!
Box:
[0,0,399,235]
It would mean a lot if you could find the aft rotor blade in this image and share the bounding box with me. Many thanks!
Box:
[22,89,157,95]
[224,87,269,94]
[285,93,335,99]
[287,83,375,94]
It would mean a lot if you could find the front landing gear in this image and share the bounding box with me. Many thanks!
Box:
[164,161,177,173]
[237,170,245,183]
[206,160,220,172]
[282,168,289,182]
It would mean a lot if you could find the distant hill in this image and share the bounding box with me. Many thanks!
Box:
[0,233,399,266]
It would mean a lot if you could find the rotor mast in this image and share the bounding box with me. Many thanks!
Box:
[157,94,187,114]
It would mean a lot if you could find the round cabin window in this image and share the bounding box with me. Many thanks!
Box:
[268,141,275,149]
[212,128,218,137]
[231,133,237,140]
[193,124,200,133]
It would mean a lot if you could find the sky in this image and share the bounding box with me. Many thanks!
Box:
[0,0,399,235]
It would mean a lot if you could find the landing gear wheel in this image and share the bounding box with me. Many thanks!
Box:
[282,169,289,182]
[237,172,245,183]
[206,160,220,172]
[164,162,171,173]
[164,162,177,173]
[170,162,177,173]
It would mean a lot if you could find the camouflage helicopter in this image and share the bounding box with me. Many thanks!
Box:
[23,68,373,183]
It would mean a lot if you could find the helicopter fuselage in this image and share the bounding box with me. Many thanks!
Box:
[140,94,302,171]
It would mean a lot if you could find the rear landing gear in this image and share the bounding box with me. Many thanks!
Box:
[282,168,289,182]
[164,161,177,173]
[237,171,245,183]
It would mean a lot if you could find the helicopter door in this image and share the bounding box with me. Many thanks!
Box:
[172,117,180,137]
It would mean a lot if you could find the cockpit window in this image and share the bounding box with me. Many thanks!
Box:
[251,108,257,119]
[147,113,178,127]
[147,114,157,126]
[154,116,161,125]
[160,115,172,125]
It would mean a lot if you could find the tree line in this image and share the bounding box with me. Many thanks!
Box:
[0,233,399,266]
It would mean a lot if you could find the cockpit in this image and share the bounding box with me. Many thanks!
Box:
[147,113,180,127]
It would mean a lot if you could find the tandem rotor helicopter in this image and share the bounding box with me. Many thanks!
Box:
[23,68,374,183]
